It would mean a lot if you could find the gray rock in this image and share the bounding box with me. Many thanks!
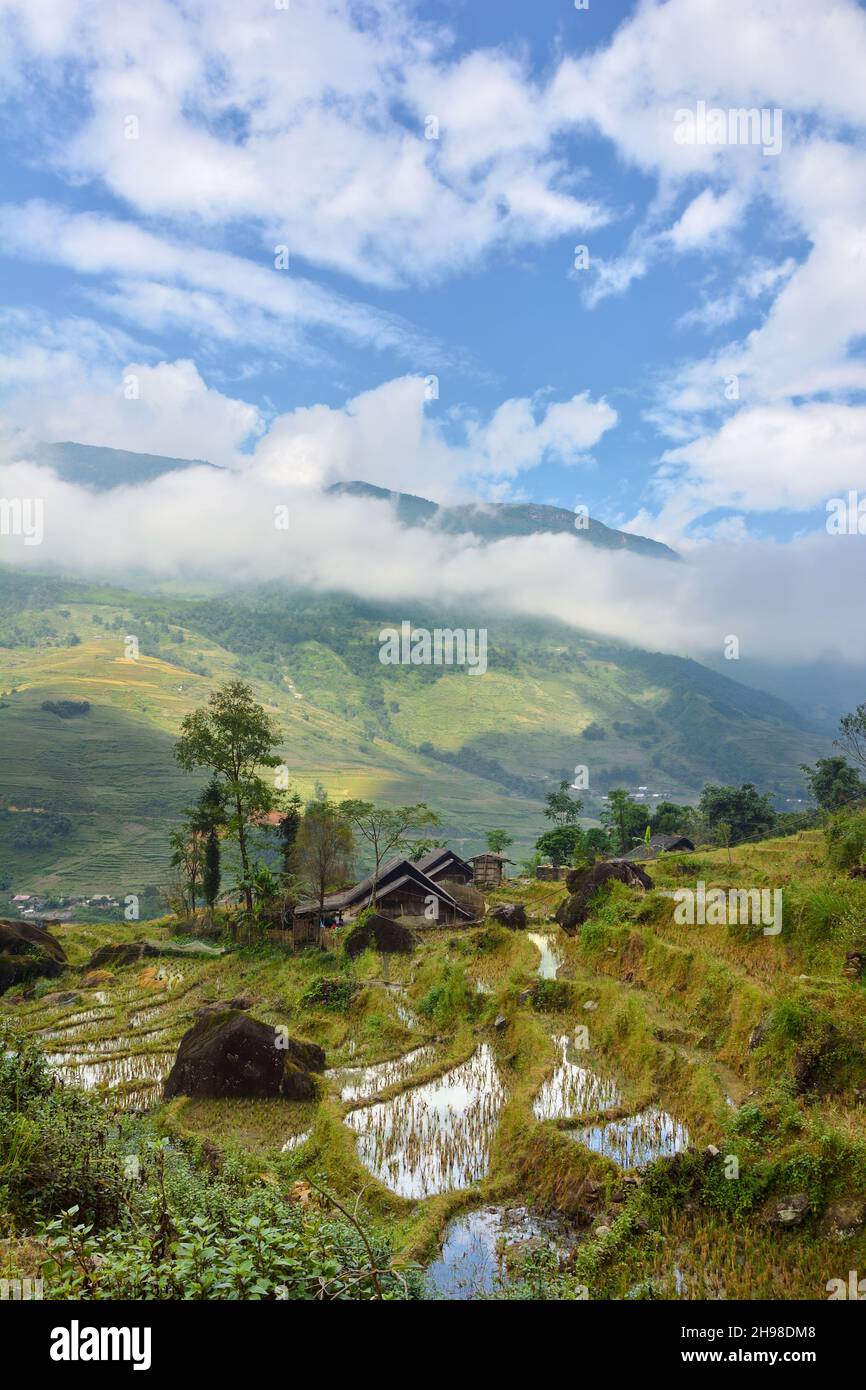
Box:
[0,918,67,994]
[818,1199,866,1241]
[164,1010,324,1101]
[489,903,527,930]
[762,1193,810,1228]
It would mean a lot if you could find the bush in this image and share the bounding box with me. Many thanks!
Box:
[825,810,866,871]
[40,1172,421,1300]
[418,964,471,1026]
[299,977,356,1010]
[0,1024,419,1300]
[532,980,575,1013]
[0,1026,131,1229]
[40,699,90,718]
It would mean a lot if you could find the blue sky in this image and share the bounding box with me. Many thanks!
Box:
[0,0,865,674]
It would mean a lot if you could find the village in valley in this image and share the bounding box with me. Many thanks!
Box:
[4,673,866,1306]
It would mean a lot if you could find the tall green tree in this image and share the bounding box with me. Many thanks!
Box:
[801,756,866,811]
[168,821,205,915]
[339,800,440,902]
[837,704,866,773]
[698,783,776,845]
[535,824,585,867]
[292,795,355,920]
[600,789,648,854]
[649,800,690,835]
[543,780,583,826]
[486,828,514,854]
[276,790,304,877]
[194,778,226,915]
[175,681,282,917]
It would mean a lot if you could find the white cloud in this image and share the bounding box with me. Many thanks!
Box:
[676,258,797,331]
[1,443,862,671]
[253,377,617,496]
[667,189,744,252]
[0,201,433,361]
[0,0,608,288]
[0,318,263,466]
[636,402,866,534]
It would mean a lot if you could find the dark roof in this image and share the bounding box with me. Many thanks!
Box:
[468,852,514,862]
[620,833,695,862]
[412,846,473,878]
[295,854,473,919]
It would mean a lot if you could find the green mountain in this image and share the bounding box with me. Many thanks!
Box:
[18,442,676,559]
[0,569,827,899]
[23,441,222,490]
[329,480,679,560]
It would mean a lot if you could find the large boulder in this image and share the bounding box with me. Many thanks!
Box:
[343,912,414,959]
[85,941,159,970]
[555,862,653,935]
[488,902,527,930]
[0,919,67,994]
[86,939,225,972]
[164,1010,325,1101]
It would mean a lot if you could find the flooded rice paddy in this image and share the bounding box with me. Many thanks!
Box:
[426,1204,576,1299]
[532,1034,621,1121]
[571,1107,689,1167]
[282,1130,311,1153]
[329,1044,439,1103]
[345,1044,507,1198]
[527,932,563,980]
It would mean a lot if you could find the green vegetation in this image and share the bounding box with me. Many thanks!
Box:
[1,817,865,1301]
[0,569,832,895]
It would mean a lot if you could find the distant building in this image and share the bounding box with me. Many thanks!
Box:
[469,852,514,889]
[411,846,474,886]
[535,864,569,882]
[619,833,695,862]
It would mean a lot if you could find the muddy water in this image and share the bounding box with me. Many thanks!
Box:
[346,1044,506,1199]
[527,932,563,981]
[426,1205,574,1300]
[329,1044,438,1103]
[572,1107,689,1167]
[533,1034,621,1122]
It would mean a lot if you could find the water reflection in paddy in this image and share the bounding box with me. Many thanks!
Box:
[346,1044,506,1199]
[49,1050,175,1107]
[527,932,563,980]
[426,1205,572,1300]
[329,1044,438,1103]
[533,1034,621,1122]
[48,1027,176,1057]
[282,1130,311,1153]
[572,1107,689,1167]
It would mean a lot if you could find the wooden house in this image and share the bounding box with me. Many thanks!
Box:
[292,852,474,931]
[620,833,695,862]
[412,846,474,886]
[469,851,514,889]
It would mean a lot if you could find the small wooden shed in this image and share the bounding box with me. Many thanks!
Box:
[469,852,513,889]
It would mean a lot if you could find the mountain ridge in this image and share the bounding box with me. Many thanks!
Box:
[11,441,677,560]
[328,479,679,560]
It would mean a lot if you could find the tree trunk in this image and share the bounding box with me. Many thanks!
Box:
[368,852,381,908]
[235,792,253,917]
